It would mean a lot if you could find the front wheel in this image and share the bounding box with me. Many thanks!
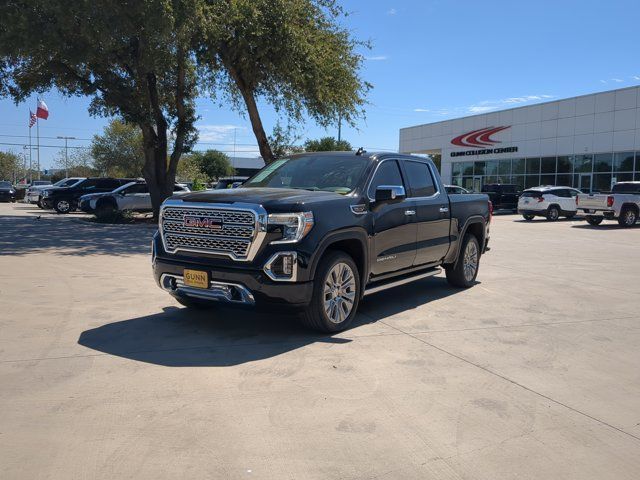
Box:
[53,199,72,214]
[585,216,603,226]
[299,250,360,333]
[618,207,638,228]
[522,214,535,221]
[446,234,480,288]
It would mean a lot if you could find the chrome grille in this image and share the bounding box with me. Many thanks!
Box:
[160,203,263,260]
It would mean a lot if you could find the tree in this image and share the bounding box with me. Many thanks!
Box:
[53,149,96,178]
[92,120,145,177]
[0,151,21,181]
[176,155,209,187]
[304,137,352,152]
[202,0,370,164]
[269,124,304,159]
[0,0,202,216]
[191,150,234,180]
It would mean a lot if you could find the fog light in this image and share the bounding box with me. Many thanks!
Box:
[264,252,298,282]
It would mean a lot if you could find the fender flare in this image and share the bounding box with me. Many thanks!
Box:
[308,227,369,284]
[446,215,486,266]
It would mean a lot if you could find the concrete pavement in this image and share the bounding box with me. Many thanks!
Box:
[1,203,639,479]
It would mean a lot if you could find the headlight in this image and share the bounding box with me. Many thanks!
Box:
[41,190,49,197]
[268,211,314,244]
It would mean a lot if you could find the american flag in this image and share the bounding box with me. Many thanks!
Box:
[29,110,37,128]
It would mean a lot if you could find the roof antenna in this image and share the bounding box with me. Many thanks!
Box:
[355,147,366,156]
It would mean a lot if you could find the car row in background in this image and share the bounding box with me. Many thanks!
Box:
[0,181,17,202]
[40,177,137,213]
[25,178,83,205]
[79,180,190,215]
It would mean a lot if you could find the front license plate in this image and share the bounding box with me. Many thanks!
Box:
[183,269,209,289]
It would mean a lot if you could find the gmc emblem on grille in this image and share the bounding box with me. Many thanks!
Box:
[183,215,223,230]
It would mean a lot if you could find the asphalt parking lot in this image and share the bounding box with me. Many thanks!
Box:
[1,202,639,479]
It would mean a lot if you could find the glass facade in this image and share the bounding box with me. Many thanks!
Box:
[450,151,640,192]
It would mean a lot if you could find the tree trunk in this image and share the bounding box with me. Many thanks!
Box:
[227,65,275,164]
[140,125,174,219]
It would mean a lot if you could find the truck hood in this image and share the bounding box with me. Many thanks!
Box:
[173,187,351,210]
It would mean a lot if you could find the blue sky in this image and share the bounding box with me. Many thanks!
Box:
[1,0,639,170]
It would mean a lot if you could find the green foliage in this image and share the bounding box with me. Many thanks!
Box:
[269,124,304,158]
[92,120,144,177]
[200,0,370,162]
[304,137,352,152]
[176,155,209,186]
[0,151,21,180]
[191,150,234,180]
[53,149,96,178]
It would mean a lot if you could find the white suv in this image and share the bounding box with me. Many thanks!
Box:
[517,186,582,221]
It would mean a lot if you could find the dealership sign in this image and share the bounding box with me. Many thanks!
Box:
[450,126,518,157]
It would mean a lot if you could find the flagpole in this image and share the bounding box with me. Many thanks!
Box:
[36,115,40,180]
[28,120,32,183]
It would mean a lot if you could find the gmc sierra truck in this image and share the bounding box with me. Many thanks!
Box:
[152,151,492,332]
[576,182,640,227]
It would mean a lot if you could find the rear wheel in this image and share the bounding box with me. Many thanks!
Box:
[446,234,480,288]
[585,216,603,226]
[522,214,535,221]
[618,207,638,228]
[95,199,117,218]
[546,206,560,221]
[37,200,44,209]
[300,250,360,333]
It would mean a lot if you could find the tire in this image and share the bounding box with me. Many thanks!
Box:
[53,199,72,214]
[37,200,44,209]
[522,214,535,221]
[618,207,638,228]
[95,199,117,218]
[585,215,603,226]
[299,250,361,333]
[445,234,480,288]
[546,205,560,221]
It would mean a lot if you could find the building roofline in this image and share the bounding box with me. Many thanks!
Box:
[400,84,640,132]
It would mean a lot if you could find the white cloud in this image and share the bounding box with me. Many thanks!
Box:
[611,78,624,83]
[196,124,243,142]
[413,108,430,112]
[600,79,608,84]
[387,8,397,15]
[632,76,640,81]
[365,55,388,61]
[466,94,554,114]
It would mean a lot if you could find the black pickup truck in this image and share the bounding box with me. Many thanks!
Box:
[481,183,520,211]
[152,152,492,332]
[40,177,134,213]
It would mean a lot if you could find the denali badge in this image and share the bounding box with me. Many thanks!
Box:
[184,215,223,230]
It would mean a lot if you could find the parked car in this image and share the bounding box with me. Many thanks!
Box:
[0,181,16,202]
[481,184,520,211]
[40,177,133,213]
[152,151,492,332]
[214,176,249,189]
[26,178,85,205]
[445,185,471,194]
[517,186,581,221]
[79,181,190,215]
[576,181,640,227]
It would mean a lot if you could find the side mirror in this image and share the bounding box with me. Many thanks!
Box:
[374,185,406,203]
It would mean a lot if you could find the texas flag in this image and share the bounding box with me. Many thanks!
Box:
[36,99,49,120]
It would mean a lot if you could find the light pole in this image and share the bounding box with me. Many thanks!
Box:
[57,136,76,178]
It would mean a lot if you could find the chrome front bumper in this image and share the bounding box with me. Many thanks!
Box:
[159,273,255,305]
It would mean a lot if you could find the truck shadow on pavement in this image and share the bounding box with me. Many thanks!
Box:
[77,277,457,367]
[0,213,154,256]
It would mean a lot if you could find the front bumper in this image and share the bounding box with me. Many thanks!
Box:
[79,199,94,213]
[0,192,16,202]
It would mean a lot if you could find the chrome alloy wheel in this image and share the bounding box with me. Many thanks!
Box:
[462,240,478,283]
[624,209,636,225]
[323,262,357,324]
[57,200,70,213]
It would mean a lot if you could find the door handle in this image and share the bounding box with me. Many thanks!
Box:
[404,209,416,216]
[439,207,449,213]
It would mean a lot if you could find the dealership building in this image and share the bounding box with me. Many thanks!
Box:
[399,86,640,192]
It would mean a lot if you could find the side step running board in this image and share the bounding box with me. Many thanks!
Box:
[364,268,442,296]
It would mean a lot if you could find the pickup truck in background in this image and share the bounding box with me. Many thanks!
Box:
[576,182,640,227]
[481,183,520,211]
[79,181,190,215]
[152,151,492,332]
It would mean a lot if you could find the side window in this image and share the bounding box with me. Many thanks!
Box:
[125,184,148,194]
[404,161,436,197]
[173,185,186,192]
[569,189,579,198]
[368,160,404,198]
[81,179,98,190]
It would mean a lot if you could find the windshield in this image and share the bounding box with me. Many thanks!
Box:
[54,178,82,187]
[0,181,11,188]
[243,155,369,194]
